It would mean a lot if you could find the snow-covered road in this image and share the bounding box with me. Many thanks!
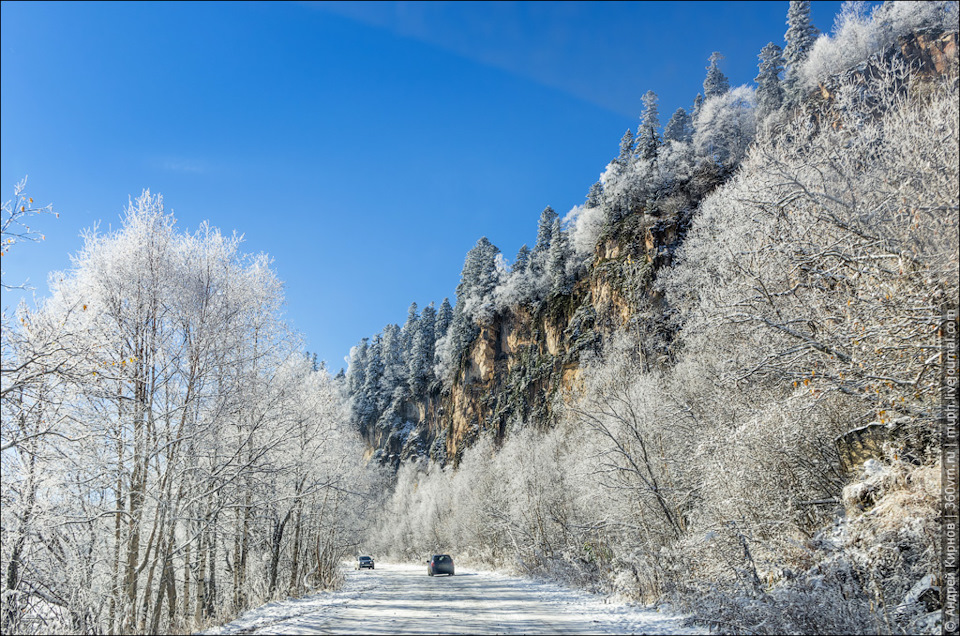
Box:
[206,562,703,635]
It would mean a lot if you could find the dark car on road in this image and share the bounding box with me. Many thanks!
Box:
[426,554,454,576]
[357,556,375,570]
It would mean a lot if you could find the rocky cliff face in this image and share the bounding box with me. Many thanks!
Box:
[369,209,685,466]
[364,28,958,468]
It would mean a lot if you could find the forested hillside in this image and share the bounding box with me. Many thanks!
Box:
[352,2,959,634]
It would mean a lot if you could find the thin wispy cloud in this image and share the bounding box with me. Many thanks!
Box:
[307,1,652,118]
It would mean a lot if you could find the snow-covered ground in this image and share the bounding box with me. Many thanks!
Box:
[204,562,705,635]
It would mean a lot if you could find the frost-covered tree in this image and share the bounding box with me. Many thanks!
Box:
[533,206,557,259]
[755,42,785,118]
[361,333,384,414]
[408,303,435,396]
[401,301,419,355]
[692,93,704,119]
[566,203,606,261]
[783,0,819,104]
[617,129,635,166]
[585,181,604,208]
[693,86,757,169]
[637,90,661,161]
[379,323,406,404]
[435,297,453,343]
[457,237,501,317]
[548,217,572,296]
[513,243,531,276]
[347,338,371,425]
[1,191,373,634]
[494,244,538,310]
[532,206,558,280]
[439,237,502,375]
[703,51,730,98]
[419,302,436,352]
[663,107,693,144]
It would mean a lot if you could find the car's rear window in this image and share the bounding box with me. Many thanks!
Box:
[434,555,450,562]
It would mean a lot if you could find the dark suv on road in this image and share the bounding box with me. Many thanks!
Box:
[357,556,374,570]
[426,554,454,576]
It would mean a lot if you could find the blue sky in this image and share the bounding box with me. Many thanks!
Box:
[1,1,846,369]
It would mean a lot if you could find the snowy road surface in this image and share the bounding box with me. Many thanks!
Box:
[207,562,703,635]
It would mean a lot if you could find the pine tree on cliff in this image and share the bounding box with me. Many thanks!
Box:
[637,90,661,161]
[617,129,635,166]
[435,297,453,343]
[692,93,704,119]
[361,333,384,417]
[408,303,435,396]
[703,52,730,99]
[457,237,500,306]
[450,237,501,355]
[664,107,692,143]
[447,304,473,368]
[513,244,531,275]
[512,244,534,301]
[380,323,406,403]
[783,0,819,106]
[586,181,604,208]
[347,338,370,428]
[401,301,419,355]
[548,217,572,296]
[756,42,785,119]
[532,206,559,280]
[420,302,437,350]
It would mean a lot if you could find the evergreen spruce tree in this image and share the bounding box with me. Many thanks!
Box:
[548,218,572,296]
[586,181,604,208]
[362,334,384,417]
[457,237,500,305]
[401,301,419,355]
[347,338,369,408]
[408,303,435,396]
[617,129,635,165]
[532,206,559,279]
[419,302,437,353]
[380,323,406,403]
[448,303,475,365]
[637,90,661,161]
[513,244,531,275]
[756,42,785,118]
[450,237,501,354]
[703,51,730,98]
[513,244,534,302]
[692,93,704,120]
[435,297,453,342]
[663,107,693,143]
[783,0,819,105]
